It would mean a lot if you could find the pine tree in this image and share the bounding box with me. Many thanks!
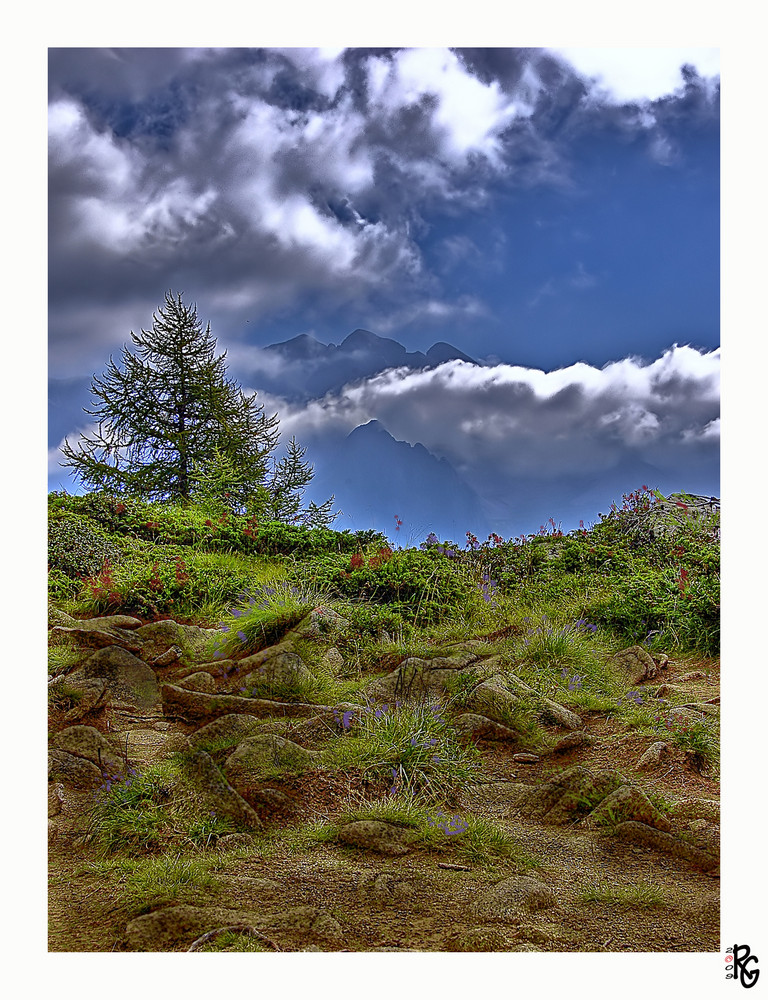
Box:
[61,292,326,519]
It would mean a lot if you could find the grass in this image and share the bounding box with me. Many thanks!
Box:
[78,853,224,917]
[49,487,719,949]
[320,699,481,801]
[578,880,670,909]
[83,757,246,856]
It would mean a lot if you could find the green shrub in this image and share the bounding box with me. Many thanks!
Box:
[48,518,123,579]
[303,547,473,623]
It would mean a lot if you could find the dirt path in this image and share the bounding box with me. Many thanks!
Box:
[48,657,720,953]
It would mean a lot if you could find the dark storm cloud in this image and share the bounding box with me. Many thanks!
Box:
[48,47,719,378]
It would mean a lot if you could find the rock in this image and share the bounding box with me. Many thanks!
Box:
[337,820,415,856]
[581,784,672,832]
[51,625,145,654]
[48,749,103,789]
[50,725,124,775]
[77,646,160,708]
[74,614,143,630]
[125,905,252,952]
[224,735,318,791]
[473,876,557,919]
[520,766,626,824]
[453,713,520,742]
[636,741,670,770]
[678,670,707,682]
[134,620,218,663]
[464,674,520,724]
[613,821,718,872]
[152,645,183,667]
[49,676,109,722]
[367,656,465,702]
[667,707,705,726]
[160,683,333,723]
[548,732,589,754]
[176,671,216,693]
[263,906,344,942]
[538,698,583,730]
[362,873,415,903]
[286,606,350,640]
[186,713,267,750]
[611,645,668,685]
[187,751,262,829]
[241,649,315,695]
[321,647,345,672]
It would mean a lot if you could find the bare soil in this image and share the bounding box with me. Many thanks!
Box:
[48,655,720,953]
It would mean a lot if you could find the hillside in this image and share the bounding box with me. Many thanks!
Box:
[47,487,720,953]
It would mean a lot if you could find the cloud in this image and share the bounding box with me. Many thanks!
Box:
[267,346,720,486]
[550,48,719,105]
[48,48,719,382]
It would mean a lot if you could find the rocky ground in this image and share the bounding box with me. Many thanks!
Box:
[48,608,720,954]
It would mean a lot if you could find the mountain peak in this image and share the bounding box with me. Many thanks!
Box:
[426,341,476,365]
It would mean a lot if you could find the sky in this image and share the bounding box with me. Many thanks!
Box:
[47,44,722,542]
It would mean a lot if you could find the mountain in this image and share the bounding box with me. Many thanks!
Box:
[302,420,491,543]
[255,329,476,400]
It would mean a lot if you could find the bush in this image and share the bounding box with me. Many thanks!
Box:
[48,518,123,579]
[303,547,473,622]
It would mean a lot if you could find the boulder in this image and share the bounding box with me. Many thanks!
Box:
[48,676,109,722]
[241,649,314,696]
[613,821,718,871]
[160,683,333,723]
[452,713,520,742]
[538,698,583,730]
[51,625,145,654]
[124,905,253,952]
[224,735,319,791]
[582,783,672,832]
[77,645,160,708]
[337,820,416,856]
[186,714,266,751]
[611,645,669,685]
[464,674,521,725]
[366,657,458,702]
[286,606,350,641]
[73,614,143,630]
[176,671,216,693]
[134,620,218,663]
[473,876,558,919]
[50,725,123,775]
[187,751,262,828]
[636,741,670,770]
[48,749,103,789]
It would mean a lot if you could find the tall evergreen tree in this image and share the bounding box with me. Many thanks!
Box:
[61,292,327,519]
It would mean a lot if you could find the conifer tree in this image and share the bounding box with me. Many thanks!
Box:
[61,291,334,523]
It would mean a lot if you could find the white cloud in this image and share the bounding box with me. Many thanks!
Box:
[366,48,525,166]
[551,47,720,104]
[269,346,720,482]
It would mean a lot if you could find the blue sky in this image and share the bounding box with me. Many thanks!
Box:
[48,45,720,539]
